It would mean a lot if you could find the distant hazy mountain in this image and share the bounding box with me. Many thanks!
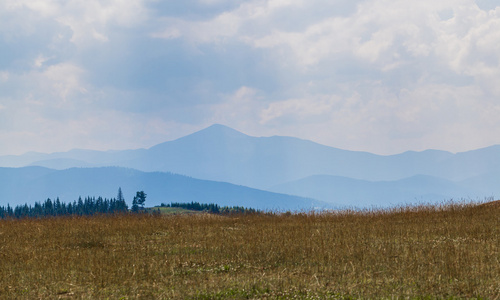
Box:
[1,124,499,207]
[269,174,486,208]
[459,170,500,196]
[0,166,325,211]
[28,158,97,169]
[5,124,500,187]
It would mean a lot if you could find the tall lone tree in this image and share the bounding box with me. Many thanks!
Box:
[117,187,124,202]
[132,191,146,212]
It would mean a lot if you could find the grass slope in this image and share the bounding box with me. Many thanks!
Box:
[145,206,203,215]
[0,201,498,299]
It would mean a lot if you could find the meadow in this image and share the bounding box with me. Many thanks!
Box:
[0,201,498,299]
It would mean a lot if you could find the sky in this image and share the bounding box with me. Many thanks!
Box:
[1,0,500,156]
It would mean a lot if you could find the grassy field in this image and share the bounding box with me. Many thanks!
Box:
[0,201,498,299]
[145,206,205,215]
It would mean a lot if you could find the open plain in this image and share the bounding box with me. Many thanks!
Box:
[0,202,498,299]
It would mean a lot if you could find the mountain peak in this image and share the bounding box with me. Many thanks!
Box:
[185,124,249,140]
[149,124,249,151]
[201,124,246,134]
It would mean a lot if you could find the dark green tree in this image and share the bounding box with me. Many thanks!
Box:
[132,191,146,212]
[117,187,124,202]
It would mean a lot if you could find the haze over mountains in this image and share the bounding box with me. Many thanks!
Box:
[1,124,498,208]
[0,166,322,210]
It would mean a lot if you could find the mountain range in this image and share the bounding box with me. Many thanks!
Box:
[0,166,324,210]
[1,124,498,208]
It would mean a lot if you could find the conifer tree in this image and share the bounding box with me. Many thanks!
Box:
[117,187,124,202]
[132,191,146,212]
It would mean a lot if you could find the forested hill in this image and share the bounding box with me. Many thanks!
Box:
[0,166,327,211]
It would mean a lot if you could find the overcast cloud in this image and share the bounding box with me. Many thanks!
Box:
[1,0,500,155]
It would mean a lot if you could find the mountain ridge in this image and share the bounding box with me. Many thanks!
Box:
[0,166,326,210]
[2,125,500,183]
[269,174,485,207]
[1,124,499,207]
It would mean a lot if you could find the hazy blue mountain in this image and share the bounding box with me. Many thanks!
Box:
[460,170,500,196]
[0,148,148,169]
[4,125,499,188]
[28,158,97,169]
[0,152,50,168]
[440,145,500,179]
[1,124,499,205]
[0,166,326,211]
[269,174,484,208]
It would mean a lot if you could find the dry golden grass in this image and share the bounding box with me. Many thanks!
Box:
[0,202,498,299]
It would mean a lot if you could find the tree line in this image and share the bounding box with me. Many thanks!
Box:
[0,189,260,219]
[160,201,259,215]
[0,196,129,219]
[0,188,147,219]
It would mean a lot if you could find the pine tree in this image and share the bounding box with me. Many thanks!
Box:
[117,187,124,202]
[132,191,146,212]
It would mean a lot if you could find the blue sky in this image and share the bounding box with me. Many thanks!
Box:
[1,0,500,156]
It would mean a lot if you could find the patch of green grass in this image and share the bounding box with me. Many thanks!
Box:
[145,206,203,215]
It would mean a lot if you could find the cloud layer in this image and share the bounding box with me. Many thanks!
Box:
[1,0,500,155]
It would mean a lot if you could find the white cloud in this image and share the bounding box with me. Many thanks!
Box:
[41,63,88,101]
[208,86,265,127]
[198,0,241,5]
[34,54,53,68]
[152,0,305,44]
[2,0,500,156]
[150,27,182,39]
[260,96,341,124]
[10,62,89,107]
[0,71,9,82]
[1,0,150,47]
[155,0,500,79]
[54,0,148,46]
[250,82,500,154]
